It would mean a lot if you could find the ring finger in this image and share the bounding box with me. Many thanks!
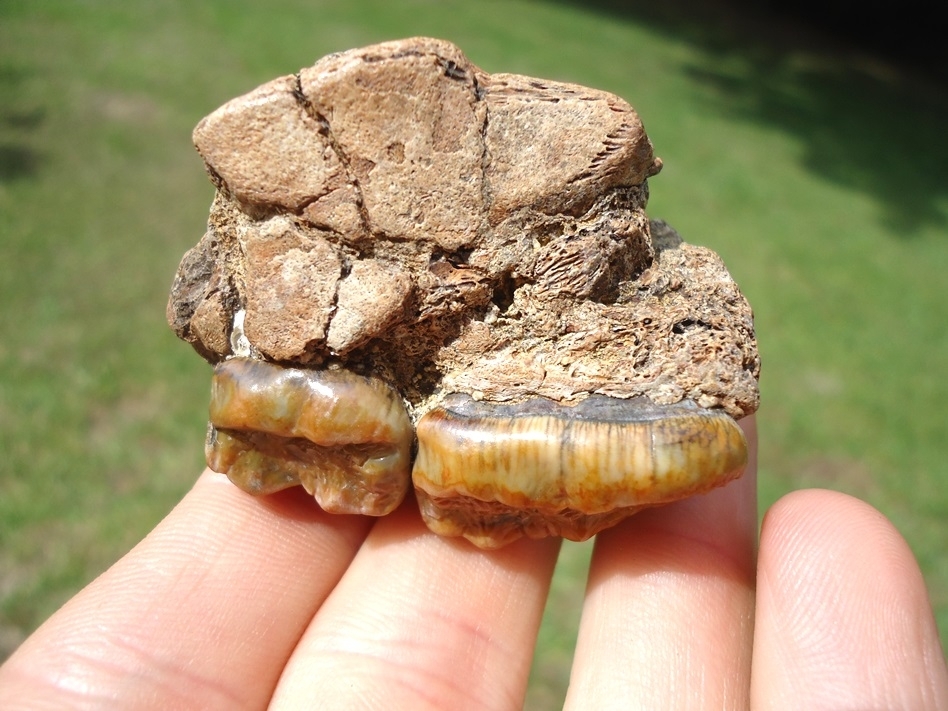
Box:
[565,416,759,710]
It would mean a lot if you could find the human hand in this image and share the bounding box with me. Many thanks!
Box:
[1,417,946,709]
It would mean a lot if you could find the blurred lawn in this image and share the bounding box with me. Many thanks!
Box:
[2,0,946,704]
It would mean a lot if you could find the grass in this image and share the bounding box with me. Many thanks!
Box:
[2,0,946,702]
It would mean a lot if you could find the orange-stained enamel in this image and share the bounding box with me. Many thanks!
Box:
[413,398,747,515]
[205,357,414,515]
[209,358,411,446]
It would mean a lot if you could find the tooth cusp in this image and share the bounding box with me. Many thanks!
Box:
[207,357,413,516]
[411,394,747,547]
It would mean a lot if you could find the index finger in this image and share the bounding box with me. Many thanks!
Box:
[0,470,372,710]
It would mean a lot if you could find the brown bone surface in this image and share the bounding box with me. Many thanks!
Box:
[167,37,760,544]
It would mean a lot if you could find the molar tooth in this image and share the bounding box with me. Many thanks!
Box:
[412,394,747,548]
[207,357,413,515]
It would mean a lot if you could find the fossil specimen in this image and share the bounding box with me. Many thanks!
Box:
[168,37,760,547]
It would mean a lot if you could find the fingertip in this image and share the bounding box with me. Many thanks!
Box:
[754,488,948,709]
[759,489,934,626]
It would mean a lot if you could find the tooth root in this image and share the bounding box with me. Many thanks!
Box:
[412,394,747,547]
[207,357,413,516]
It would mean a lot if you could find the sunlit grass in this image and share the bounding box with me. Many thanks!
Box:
[2,0,946,700]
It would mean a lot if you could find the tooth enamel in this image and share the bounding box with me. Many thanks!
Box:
[412,394,747,547]
[207,357,413,515]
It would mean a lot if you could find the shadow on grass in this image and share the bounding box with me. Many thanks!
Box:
[552,0,948,236]
[0,65,44,184]
[0,144,42,182]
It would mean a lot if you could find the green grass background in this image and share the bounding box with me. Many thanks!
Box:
[2,0,946,704]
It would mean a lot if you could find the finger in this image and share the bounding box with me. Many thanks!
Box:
[565,415,758,711]
[0,470,372,710]
[752,488,948,709]
[269,498,561,711]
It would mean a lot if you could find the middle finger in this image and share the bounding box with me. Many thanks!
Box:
[269,499,560,711]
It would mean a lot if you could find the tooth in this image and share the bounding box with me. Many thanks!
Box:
[207,357,413,516]
[412,394,747,548]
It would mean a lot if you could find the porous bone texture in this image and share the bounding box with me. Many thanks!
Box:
[167,37,759,420]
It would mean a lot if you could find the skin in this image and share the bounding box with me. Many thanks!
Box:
[1,416,946,710]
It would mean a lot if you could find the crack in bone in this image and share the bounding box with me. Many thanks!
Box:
[170,38,759,418]
[292,72,373,240]
[472,71,493,236]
